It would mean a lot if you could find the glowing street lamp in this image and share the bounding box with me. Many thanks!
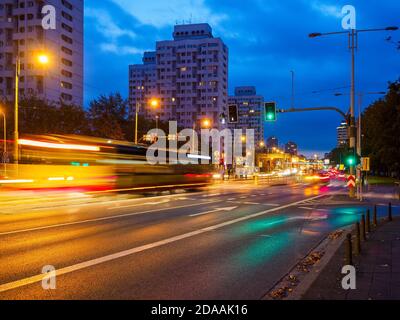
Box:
[150,98,160,108]
[38,54,49,65]
[14,53,50,164]
[201,118,211,129]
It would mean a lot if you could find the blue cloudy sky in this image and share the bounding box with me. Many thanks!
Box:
[84,0,399,156]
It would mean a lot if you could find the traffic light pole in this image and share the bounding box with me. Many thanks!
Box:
[278,106,348,120]
[349,29,357,198]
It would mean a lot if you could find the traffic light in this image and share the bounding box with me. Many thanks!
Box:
[345,148,360,167]
[265,102,277,122]
[228,105,238,123]
[346,156,356,166]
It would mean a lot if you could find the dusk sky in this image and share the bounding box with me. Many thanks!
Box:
[84,0,399,156]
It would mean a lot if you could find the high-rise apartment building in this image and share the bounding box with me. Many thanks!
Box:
[0,0,84,106]
[337,121,349,147]
[129,23,228,130]
[129,51,157,120]
[228,86,264,146]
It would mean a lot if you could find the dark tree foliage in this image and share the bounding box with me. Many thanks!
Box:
[87,93,128,140]
[18,95,88,135]
[1,92,169,145]
[362,81,400,177]
[326,147,349,166]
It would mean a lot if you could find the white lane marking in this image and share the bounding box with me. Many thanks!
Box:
[264,203,280,207]
[0,200,223,237]
[2,192,200,213]
[202,193,220,198]
[227,198,236,201]
[299,207,315,210]
[190,206,238,217]
[108,199,170,210]
[0,194,325,294]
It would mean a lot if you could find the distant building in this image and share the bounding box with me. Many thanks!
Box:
[228,86,264,146]
[0,0,84,106]
[285,141,298,155]
[129,52,157,120]
[129,23,229,130]
[267,136,278,152]
[337,121,349,147]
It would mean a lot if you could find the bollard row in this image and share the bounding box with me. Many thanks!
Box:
[345,203,393,264]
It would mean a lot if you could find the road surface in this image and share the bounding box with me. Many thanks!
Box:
[0,180,396,299]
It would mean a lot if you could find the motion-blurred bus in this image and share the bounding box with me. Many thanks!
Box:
[1,135,213,192]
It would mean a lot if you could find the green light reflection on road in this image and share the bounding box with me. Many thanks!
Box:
[233,216,289,236]
[232,231,292,268]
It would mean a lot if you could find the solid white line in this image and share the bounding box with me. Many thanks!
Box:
[0,194,325,293]
[299,207,315,210]
[0,200,223,237]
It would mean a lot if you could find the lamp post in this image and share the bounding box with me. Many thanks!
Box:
[134,102,141,144]
[13,55,20,165]
[309,26,398,197]
[14,53,50,164]
[192,118,211,151]
[150,98,160,129]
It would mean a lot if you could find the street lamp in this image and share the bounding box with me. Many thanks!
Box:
[14,53,49,164]
[134,102,140,144]
[201,118,211,129]
[309,26,398,197]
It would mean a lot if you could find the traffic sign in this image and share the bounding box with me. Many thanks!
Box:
[361,157,370,171]
[347,175,356,188]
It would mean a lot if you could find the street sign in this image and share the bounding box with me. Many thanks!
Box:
[347,175,356,188]
[361,157,370,172]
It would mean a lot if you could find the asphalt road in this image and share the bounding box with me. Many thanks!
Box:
[0,180,396,300]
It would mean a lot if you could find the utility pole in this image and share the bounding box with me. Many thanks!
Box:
[309,25,398,198]
[135,102,140,144]
[349,29,357,198]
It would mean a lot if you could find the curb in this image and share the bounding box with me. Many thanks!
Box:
[263,225,352,300]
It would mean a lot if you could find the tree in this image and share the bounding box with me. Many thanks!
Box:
[362,80,400,177]
[17,95,88,135]
[87,93,128,140]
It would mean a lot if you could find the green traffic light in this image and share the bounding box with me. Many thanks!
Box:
[265,102,277,122]
[346,157,355,166]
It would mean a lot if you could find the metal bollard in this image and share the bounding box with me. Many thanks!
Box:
[360,214,366,241]
[355,222,361,255]
[388,203,393,222]
[345,233,353,265]
[373,205,378,227]
[366,209,371,233]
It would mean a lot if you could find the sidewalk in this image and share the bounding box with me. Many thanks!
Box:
[303,217,400,300]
